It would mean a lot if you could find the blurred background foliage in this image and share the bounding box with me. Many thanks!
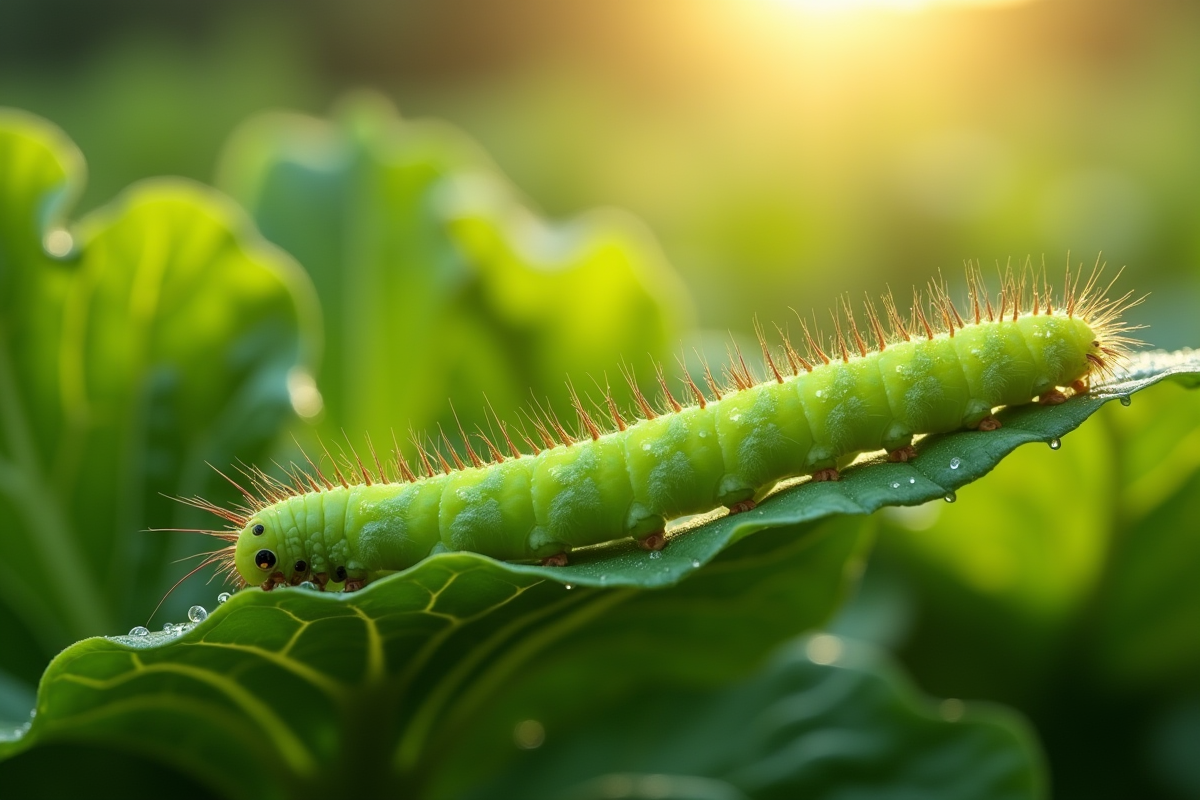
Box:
[2,0,1200,797]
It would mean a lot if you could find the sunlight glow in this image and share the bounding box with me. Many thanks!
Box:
[781,0,1038,13]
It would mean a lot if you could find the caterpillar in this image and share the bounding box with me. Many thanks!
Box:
[178,263,1140,594]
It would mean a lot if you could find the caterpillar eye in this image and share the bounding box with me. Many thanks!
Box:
[255,549,277,570]
[294,560,307,573]
[1092,340,1100,347]
[252,524,265,536]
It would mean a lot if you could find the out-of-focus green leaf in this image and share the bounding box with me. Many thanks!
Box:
[1089,379,1200,686]
[216,92,690,444]
[2,350,1193,798]
[0,109,317,680]
[876,352,1200,704]
[473,634,1045,800]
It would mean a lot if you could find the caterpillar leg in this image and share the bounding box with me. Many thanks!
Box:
[888,446,916,463]
[811,468,840,482]
[343,579,365,592]
[1039,388,1069,405]
[312,572,329,591]
[260,572,286,591]
[1071,378,1090,394]
[540,553,569,567]
[727,499,757,515]
[637,530,667,551]
[976,415,1002,432]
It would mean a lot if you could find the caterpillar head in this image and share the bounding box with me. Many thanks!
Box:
[234,516,288,590]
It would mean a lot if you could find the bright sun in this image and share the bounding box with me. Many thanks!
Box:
[781,0,1037,12]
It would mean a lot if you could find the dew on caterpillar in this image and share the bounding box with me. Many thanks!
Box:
[174,262,1142,594]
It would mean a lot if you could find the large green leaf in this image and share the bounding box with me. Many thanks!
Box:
[216,92,690,442]
[473,634,1045,800]
[0,109,317,683]
[2,350,1194,798]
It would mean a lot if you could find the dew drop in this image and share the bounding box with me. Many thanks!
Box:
[1120,395,1132,407]
[564,584,573,590]
[944,491,957,503]
[162,623,175,633]
[691,559,701,568]
[641,443,652,451]
[28,709,36,719]
[129,626,149,637]
[698,430,708,438]
[1048,438,1061,450]
[187,605,208,623]
[814,390,823,398]
[649,551,662,560]
[299,581,316,591]
[217,592,232,604]
[949,457,961,470]
[890,481,901,489]
[908,477,916,484]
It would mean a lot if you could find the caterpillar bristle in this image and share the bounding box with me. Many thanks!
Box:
[840,297,869,358]
[776,325,810,375]
[862,296,888,353]
[621,363,657,421]
[830,309,851,363]
[755,319,785,383]
[794,314,828,367]
[675,351,709,407]
[653,362,684,413]
[724,342,750,391]
[316,437,350,489]
[565,380,603,441]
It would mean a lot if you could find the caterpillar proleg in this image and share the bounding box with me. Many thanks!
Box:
[179,262,1141,593]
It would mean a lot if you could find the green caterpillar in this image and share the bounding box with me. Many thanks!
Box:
[185,265,1139,593]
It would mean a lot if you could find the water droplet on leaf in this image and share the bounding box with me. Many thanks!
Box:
[944,491,957,503]
[129,626,149,637]
[649,551,662,559]
[1120,395,1132,407]
[949,457,961,470]
[217,592,232,604]
[1048,438,1061,450]
[187,606,208,623]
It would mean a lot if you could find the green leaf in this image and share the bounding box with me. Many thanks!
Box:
[4,516,868,800]
[4,350,1194,798]
[1088,377,1200,685]
[0,109,318,677]
[215,92,689,442]
[473,634,1046,800]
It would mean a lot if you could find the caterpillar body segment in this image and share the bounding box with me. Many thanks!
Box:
[191,266,1140,593]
